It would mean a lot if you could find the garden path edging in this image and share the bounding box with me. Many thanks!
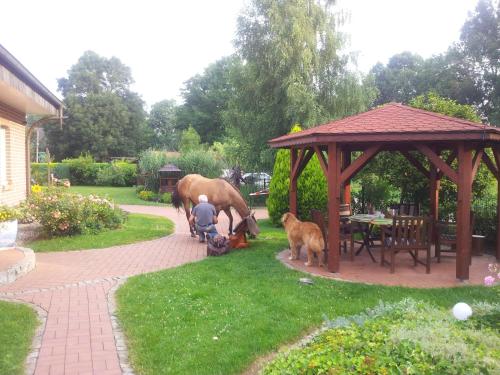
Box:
[0,247,36,285]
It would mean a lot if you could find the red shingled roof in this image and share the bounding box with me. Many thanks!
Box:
[269,102,500,147]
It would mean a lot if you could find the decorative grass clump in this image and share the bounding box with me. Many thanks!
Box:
[264,299,500,374]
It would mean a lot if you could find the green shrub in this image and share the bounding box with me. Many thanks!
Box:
[96,162,137,187]
[267,124,327,225]
[28,188,125,236]
[135,185,145,193]
[62,154,108,185]
[160,192,172,204]
[31,163,71,185]
[177,149,224,178]
[16,201,35,224]
[0,205,19,222]
[138,190,157,202]
[138,149,178,192]
[264,299,500,375]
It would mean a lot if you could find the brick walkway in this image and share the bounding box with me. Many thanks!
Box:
[0,206,268,375]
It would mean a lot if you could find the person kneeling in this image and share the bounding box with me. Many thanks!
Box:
[189,194,218,243]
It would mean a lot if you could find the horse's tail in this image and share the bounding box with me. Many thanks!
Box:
[171,182,182,210]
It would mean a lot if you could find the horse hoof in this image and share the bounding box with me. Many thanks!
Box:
[305,262,312,267]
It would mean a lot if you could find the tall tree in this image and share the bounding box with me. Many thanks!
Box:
[148,99,178,150]
[177,56,240,144]
[224,0,376,170]
[46,51,149,160]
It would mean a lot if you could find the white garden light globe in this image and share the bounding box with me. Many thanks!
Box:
[452,302,472,320]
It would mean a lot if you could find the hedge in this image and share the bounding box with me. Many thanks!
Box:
[31,163,70,185]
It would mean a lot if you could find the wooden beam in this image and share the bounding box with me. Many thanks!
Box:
[429,164,440,243]
[295,148,314,180]
[291,148,305,182]
[340,145,381,183]
[327,143,341,273]
[314,145,328,177]
[437,150,457,179]
[289,148,298,215]
[456,142,472,280]
[342,150,352,204]
[493,147,500,261]
[416,144,458,184]
[481,152,498,178]
[471,148,484,181]
[399,150,430,179]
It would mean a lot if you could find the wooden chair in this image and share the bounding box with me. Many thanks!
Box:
[397,203,420,216]
[435,212,475,263]
[310,209,349,264]
[381,216,431,274]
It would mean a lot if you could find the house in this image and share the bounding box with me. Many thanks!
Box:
[0,44,63,206]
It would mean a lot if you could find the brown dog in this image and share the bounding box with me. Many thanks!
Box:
[281,212,325,267]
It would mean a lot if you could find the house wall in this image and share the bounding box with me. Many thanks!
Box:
[0,116,26,206]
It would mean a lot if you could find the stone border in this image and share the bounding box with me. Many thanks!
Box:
[0,297,47,375]
[107,277,135,375]
[0,247,36,285]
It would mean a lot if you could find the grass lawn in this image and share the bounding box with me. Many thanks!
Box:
[0,301,38,375]
[28,214,173,252]
[116,220,499,375]
[69,186,165,206]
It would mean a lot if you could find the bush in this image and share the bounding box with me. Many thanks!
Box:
[28,188,125,236]
[31,163,71,185]
[62,154,108,185]
[0,205,18,222]
[160,192,172,204]
[264,299,500,374]
[267,124,327,225]
[138,150,177,192]
[135,185,145,193]
[177,149,224,178]
[16,201,35,224]
[96,162,137,187]
[138,190,157,202]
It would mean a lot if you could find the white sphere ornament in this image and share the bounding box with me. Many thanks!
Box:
[452,302,472,320]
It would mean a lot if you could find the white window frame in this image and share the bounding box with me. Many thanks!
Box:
[0,127,7,188]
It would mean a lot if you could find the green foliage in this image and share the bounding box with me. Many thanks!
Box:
[28,214,173,252]
[352,171,400,213]
[225,0,377,170]
[138,190,157,202]
[179,126,202,153]
[0,205,19,222]
[410,92,482,122]
[28,188,125,236]
[62,154,108,185]
[148,99,178,150]
[31,163,71,185]
[267,125,327,225]
[46,51,150,160]
[69,186,165,206]
[177,56,239,144]
[0,301,38,375]
[265,299,500,374]
[95,161,137,187]
[137,149,178,192]
[177,149,225,178]
[160,192,172,204]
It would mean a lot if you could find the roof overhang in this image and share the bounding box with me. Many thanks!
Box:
[0,44,63,117]
[269,130,500,149]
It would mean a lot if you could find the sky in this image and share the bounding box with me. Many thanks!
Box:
[1,0,483,108]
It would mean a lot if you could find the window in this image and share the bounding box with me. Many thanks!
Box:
[0,127,6,187]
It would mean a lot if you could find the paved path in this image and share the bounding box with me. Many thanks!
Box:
[0,206,268,375]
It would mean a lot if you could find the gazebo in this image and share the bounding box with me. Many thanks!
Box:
[268,102,500,280]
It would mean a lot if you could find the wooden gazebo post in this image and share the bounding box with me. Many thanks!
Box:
[342,150,351,204]
[327,143,341,272]
[290,148,298,215]
[456,142,473,280]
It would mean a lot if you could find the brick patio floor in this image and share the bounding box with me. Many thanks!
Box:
[0,206,267,375]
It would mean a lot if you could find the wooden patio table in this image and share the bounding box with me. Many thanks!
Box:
[349,214,393,262]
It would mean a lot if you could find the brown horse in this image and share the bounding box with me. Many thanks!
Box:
[172,174,260,237]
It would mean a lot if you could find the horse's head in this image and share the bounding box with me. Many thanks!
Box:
[245,212,260,236]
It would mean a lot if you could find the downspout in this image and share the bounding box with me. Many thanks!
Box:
[24,107,65,196]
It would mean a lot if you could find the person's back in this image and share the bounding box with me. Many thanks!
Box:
[192,202,216,226]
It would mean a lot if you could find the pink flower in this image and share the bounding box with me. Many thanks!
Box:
[52,210,61,219]
[488,263,498,273]
[484,276,496,286]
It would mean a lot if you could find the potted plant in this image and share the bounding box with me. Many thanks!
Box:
[0,205,19,249]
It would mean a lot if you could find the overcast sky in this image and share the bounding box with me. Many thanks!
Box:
[1,0,482,108]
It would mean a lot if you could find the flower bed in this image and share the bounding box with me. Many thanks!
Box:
[28,188,125,236]
[264,299,500,374]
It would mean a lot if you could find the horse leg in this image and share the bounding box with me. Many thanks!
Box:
[183,199,195,237]
[224,208,233,235]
